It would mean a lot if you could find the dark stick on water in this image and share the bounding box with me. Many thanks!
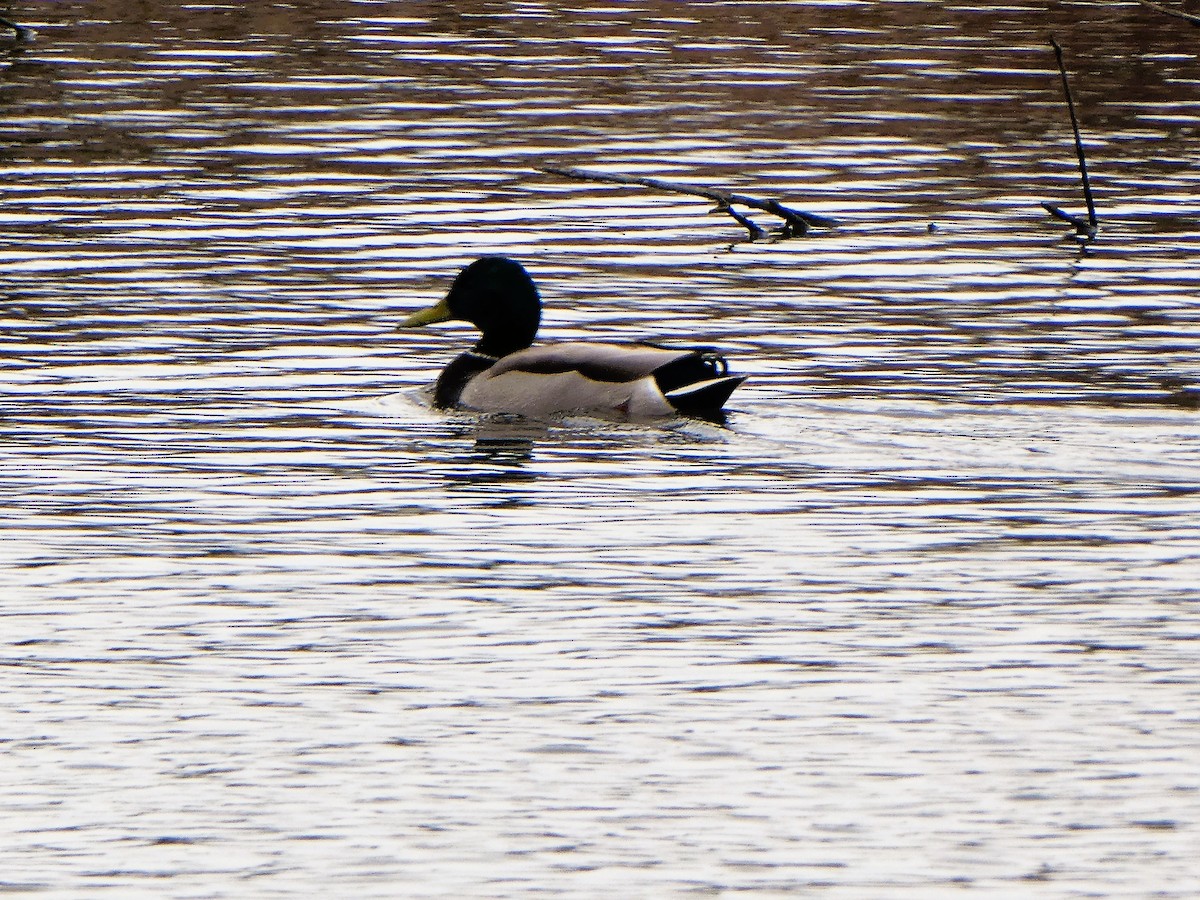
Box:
[1049,37,1097,237]
[538,165,837,240]
[1133,0,1200,27]
[0,15,33,42]
[714,201,767,240]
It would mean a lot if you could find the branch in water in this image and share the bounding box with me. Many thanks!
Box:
[0,15,34,43]
[1133,0,1200,27]
[714,200,767,240]
[1044,37,1098,240]
[538,165,837,240]
[1040,201,1094,235]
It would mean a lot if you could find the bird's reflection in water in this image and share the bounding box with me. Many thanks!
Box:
[473,421,541,464]
[441,415,546,491]
[436,409,735,493]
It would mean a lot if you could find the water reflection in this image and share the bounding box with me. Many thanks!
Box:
[449,416,542,485]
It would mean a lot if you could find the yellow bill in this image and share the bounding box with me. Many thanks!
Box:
[401,298,452,328]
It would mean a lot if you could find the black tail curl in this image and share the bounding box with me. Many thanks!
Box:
[653,349,744,419]
[652,349,731,395]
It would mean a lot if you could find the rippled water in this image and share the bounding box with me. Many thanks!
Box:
[3,2,1200,896]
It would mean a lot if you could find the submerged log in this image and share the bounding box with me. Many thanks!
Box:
[538,165,837,240]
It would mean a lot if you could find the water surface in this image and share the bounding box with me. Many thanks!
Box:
[2,2,1199,896]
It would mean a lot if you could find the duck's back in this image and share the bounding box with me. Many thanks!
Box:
[487,342,690,382]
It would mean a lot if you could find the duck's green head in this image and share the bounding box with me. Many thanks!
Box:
[403,256,541,357]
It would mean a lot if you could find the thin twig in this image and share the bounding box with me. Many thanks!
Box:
[1040,201,1091,232]
[715,201,767,240]
[1047,37,1097,238]
[538,165,837,240]
[1133,0,1200,27]
[0,15,34,42]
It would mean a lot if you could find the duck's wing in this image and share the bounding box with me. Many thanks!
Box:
[485,342,692,383]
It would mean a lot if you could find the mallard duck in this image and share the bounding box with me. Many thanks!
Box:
[402,257,745,420]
